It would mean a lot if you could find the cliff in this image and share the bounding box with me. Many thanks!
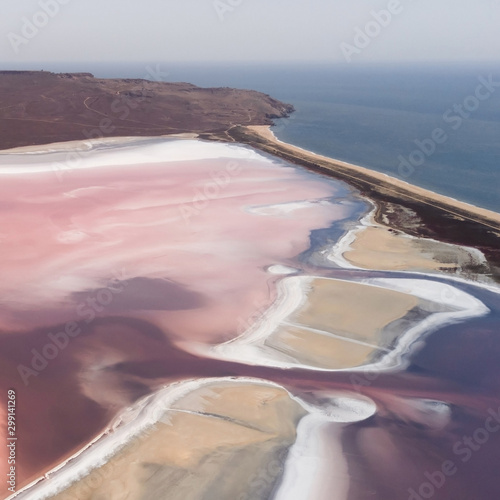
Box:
[0,71,294,149]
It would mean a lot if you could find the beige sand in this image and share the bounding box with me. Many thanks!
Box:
[292,278,418,342]
[52,381,305,500]
[259,278,418,370]
[269,325,376,369]
[344,224,484,273]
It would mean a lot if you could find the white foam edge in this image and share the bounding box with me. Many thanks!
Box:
[0,138,273,175]
[326,206,498,295]
[274,414,349,500]
[187,275,490,374]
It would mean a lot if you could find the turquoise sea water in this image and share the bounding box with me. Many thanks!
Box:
[6,61,500,212]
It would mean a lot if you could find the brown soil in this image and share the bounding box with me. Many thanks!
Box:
[0,71,293,150]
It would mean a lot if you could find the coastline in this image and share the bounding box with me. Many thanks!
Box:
[241,126,500,231]
[214,124,499,282]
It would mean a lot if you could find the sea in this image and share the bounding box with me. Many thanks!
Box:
[8,61,500,213]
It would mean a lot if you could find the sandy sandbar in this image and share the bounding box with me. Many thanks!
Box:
[246,126,500,231]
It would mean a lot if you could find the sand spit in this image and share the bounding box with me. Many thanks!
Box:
[208,275,490,372]
[10,379,375,500]
[242,126,500,231]
[263,277,419,369]
[328,208,489,278]
[276,396,376,500]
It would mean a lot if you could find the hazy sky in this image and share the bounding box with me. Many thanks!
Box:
[1,0,499,65]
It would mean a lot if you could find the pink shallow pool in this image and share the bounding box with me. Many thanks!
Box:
[0,140,351,340]
[2,138,499,500]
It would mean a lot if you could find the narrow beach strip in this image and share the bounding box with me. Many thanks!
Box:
[233,126,500,231]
